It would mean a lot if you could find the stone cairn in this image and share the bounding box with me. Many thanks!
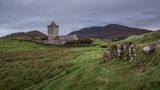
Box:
[103,49,111,63]
[129,44,136,63]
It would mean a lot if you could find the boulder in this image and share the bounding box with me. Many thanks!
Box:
[143,44,157,54]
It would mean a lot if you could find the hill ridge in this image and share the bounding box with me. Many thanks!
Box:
[69,24,152,39]
[1,30,47,40]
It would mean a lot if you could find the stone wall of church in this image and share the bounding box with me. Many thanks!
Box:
[65,35,78,41]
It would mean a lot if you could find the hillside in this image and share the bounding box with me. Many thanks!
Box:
[122,30,160,44]
[0,30,160,90]
[69,24,152,40]
[1,30,47,40]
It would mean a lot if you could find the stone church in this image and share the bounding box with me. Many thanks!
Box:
[47,21,78,45]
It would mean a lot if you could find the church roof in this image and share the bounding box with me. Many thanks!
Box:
[54,35,78,41]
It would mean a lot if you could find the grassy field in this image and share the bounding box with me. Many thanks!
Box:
[0,31,160,90]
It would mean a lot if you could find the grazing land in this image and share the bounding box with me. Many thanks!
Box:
[0,30,160,90]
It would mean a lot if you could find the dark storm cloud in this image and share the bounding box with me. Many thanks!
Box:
[0,0,160,36]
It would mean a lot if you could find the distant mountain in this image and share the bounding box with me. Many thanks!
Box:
[68,24,152,40]
[2,30,47,40]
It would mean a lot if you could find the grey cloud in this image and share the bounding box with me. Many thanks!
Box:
[0,0,160,36]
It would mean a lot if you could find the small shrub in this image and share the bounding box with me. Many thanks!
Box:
[111,37,126,41]
[100,45,108,48]
[40,37,48,40]
[64,39,93,45]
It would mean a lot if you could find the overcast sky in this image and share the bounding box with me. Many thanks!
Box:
[0,0,160,36]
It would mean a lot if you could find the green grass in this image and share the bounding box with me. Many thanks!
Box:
[0,39,47,53]
[0,33,160,90]
[122,30,160,44]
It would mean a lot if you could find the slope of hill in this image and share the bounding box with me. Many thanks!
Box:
[26,30,47,39]
[122,30,160,44]
[1,30,47,40]
[0,30,160,90]
[69,24,152,40]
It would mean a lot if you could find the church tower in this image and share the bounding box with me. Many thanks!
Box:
[48,21,59,43]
